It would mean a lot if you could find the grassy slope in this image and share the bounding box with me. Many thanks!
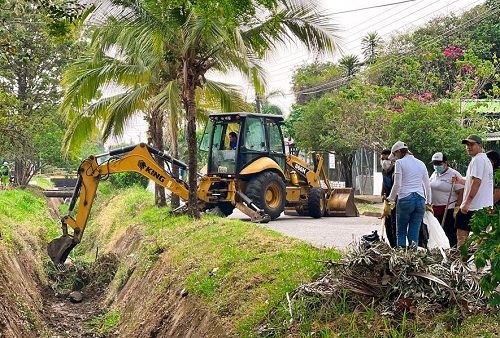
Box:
[2,187,496,337]
[74,183,340,336]
[0,189,59,250]
[0,189,60,336]
[80,185,498,337]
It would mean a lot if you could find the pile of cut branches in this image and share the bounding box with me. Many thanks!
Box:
[293,242,487,316]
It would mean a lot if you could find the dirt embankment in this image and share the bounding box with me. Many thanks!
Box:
[0,247,45,337]
[2,187,334,338]
[98,227,229,338]
[0,191,230,338]
[0,189,56,337]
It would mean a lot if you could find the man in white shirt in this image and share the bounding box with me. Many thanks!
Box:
[388,141,432,247]
[429,152,464,247]
[453,135,493,246]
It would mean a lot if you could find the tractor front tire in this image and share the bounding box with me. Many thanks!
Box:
[246,171,286,220]
[308,188,325,218]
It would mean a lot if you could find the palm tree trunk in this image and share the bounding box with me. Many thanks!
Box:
[169,114,180,209]
[147,109,166,207]
[182,59,200,218]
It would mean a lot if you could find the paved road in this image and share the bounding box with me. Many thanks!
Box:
[229,210,381,250]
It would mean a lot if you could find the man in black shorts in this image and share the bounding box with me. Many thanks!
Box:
[453,135,494,246]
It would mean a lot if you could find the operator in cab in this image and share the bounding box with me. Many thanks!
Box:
[228,132,238,150]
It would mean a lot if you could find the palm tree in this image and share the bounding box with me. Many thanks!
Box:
[339,54,361,78]
[69,0,339,216]
[60,14,248,208]
[361,32,382,64]
[100,0,340,217]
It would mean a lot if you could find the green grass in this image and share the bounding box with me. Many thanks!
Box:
[0,189,59,249]
[8,185,493,338]
[357,203,382,215]
[74,187,339,336]
[87,309,122,335]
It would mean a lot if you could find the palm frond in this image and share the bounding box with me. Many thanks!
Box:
[102,84,151,139]
[243,2,340,56]
[203,80,252,112]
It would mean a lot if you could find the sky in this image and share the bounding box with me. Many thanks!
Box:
[108,0,485,146]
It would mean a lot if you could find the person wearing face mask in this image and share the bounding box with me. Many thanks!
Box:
[380,149,397,247]
[429,152,464,247]
[380,149,395,197]
[387,141,432,247]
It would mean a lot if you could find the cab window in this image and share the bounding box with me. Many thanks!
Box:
[243,117,266,152]
[267,121,284,153]
[209,122,239,174]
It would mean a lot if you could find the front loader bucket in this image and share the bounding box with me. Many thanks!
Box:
[326,188,359,217]
[47,235,76,265]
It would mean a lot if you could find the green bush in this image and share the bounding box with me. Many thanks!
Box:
[461,170,500,306]
[108,172,148,189]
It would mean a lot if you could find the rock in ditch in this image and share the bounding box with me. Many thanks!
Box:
[69,291,83,303]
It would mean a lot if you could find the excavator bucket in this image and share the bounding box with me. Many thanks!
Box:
[325,188,359,217]
[47,235,76,265]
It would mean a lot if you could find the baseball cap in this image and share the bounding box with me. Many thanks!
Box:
[461,135,483,145]
[391,141,408,154]
[430,152,447,164]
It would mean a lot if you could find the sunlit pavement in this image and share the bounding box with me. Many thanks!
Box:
[229,210,380,250]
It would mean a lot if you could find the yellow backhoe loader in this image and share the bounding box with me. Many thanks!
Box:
[48,113,357,265]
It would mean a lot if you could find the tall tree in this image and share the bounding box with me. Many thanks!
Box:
[0,0,77,186]
[60,7,249,207]
[289,81,394,187]
[103,0,340,217]
[361,31,382,64]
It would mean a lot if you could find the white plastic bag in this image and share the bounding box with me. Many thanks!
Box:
[423,210,450,249]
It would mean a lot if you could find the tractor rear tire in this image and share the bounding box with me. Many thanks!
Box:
[246,171,286,220]
[308,188,325,218]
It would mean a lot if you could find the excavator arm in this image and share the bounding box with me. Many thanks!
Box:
[48,143,189,265]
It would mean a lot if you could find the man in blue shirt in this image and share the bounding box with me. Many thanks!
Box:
[229,132,238,150]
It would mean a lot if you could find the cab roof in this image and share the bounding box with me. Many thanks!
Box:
[208,112,284,122]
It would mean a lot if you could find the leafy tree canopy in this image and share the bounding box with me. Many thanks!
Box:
[0,0,78,185]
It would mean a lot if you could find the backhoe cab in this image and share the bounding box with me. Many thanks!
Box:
[199,113,358,219]
[48,113,357,265]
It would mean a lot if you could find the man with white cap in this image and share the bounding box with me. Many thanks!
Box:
[429,152,464,247]
[453,135,493,246]
[387,141,431,247]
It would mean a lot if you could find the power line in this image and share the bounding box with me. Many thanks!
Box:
[343,0,433,44]
[266,0,432,71]
[267,0,436,75]
[344,0,464,46]
[328,0,418,15]
[290,3,497,97]
[269,0,481,83]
